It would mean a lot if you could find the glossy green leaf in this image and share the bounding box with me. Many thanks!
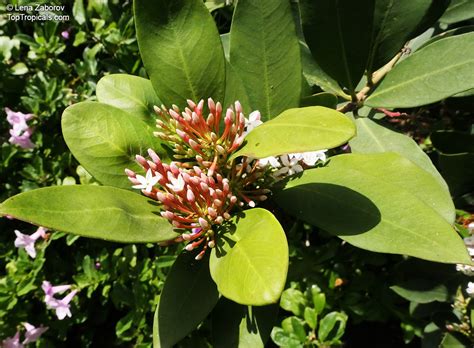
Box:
[229,0,301,119]
[280,289,307,317]
[96,74,161,123]
[62,101,164,189]
[300,92,338,109]
[310,286,326,314]
[0,185,179,243]
[366,33,474,108]
[368,0,449,73]
[349,118,453,222]
[304,308,317,330]
[211,298,278,348]
[275,153,471,264]
[440,0,474,24]
[271,327,303,348]
[209,208,289,306]
[230,106,355,160]
[440,332,470,348]
[300,0,374,96]
[318,312,347,343]
[134,0,225,106]
[154,251,219,348]
[300,42,349,99]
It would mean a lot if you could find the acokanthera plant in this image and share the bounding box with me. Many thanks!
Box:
[1,0,473,346]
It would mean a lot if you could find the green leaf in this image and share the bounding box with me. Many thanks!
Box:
[224,61,251,113]
[73,0,86,25]
[280,289,307,317]
[209,208,289,306]
[300,42,349,99]
[303,307,317,330]
[0,185,179,243]
[440,332,471,348]
[365,33,474,108]
[271,327,304,348]
[310,286,326,314]
[211,298,278,348]
[62,101,165,189]
[367,0,449,73]
[440,0,474,24]
[300,0,374,96]
[229,0,301,119]
[318,312,347,343]
[390,280,449,304]
[230,106,355,160]
[288,317,307,343]
[349,117,453,222]
[96,74,162,123]
[154,251,219,348]
[275,153,471,264]
[300,92,338,109]
[134,0,225,106]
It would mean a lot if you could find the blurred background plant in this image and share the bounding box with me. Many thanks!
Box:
[0,0,473,346]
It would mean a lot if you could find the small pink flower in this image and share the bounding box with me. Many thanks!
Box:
[42,281,77,320]
[61,30,70,39]
[14,227,47,258]
[48,290,78,320]
[22,323,48,344]
[5,108,33,129]
[1,331,23,348]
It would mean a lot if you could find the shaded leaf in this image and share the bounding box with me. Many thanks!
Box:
[0,185,179,243]
[231,106,355,160]
[300,0,374,96]
[390,280,449,304]
[212,298,278,348]
[135,0,225,106]
[229,0,301,119]
[300,92,338,109]
[275,153,471,264]
[154,251,219,348]
[271,327,303,348]
[368,0,449,73]
[209,208,288,305]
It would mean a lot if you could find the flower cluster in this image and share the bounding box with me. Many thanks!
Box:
[4,108,35,149]
[456,222,474,297]
[42,281,78,320]
[127,98,325,258]
[1,323,48,348]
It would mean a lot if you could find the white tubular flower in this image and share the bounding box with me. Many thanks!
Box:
[273,154,303,177]
[244,110,263,134]
[166,172,185,193]
[258,156,281,168]
[467,282,474,297]
[132,169,161,193]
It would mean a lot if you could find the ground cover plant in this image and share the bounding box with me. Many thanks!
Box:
[0,0,473,347]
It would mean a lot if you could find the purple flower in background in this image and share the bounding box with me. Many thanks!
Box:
[4,108,35,149]
[1,331,23,348]
[14,227,47,259]
[61,30,70,39]
[22,323,48,344]
[42,281,78,320]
